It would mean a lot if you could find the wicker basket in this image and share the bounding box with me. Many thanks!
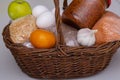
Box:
[2,0,120,79]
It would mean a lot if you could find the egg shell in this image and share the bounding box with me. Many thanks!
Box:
[36,11,55,28]
[32,5,49,17]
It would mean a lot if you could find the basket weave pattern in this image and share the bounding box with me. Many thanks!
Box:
[2,0,120,79]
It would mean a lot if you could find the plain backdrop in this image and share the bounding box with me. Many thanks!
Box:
[0,0,120,80]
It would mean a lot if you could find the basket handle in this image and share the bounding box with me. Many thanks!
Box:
[54,0,69,56]
[63,0,68,9]
[54,0,65,45]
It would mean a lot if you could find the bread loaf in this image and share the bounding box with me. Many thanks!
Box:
[92,11,120,44]
[9,15,37,43]
[62,0,108,29]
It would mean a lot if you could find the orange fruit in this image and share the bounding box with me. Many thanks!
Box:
[30,29,56,49]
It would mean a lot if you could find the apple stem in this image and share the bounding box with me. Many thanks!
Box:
[14,0,25,3]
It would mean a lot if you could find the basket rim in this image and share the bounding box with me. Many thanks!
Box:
[2,23,120,57]
[2,0,120,57]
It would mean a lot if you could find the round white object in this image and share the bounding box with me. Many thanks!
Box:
[77,28,97,47]
[32,5,48,17]
[36,11,55,28]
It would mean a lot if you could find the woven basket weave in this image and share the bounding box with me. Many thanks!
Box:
[2,0,120,79]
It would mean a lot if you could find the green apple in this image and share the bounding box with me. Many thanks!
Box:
[8,0,32,20]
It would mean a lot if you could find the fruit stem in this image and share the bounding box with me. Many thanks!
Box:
[14,0,25,3]
[14,0,25,1]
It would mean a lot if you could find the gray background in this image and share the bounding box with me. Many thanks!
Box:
[0,0,120,80]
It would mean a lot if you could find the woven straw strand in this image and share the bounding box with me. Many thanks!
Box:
[63,0,68,9]
[54,0,68,56]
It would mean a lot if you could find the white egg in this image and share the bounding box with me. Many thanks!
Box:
[32,5,49,17]
[36,11,55,28]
